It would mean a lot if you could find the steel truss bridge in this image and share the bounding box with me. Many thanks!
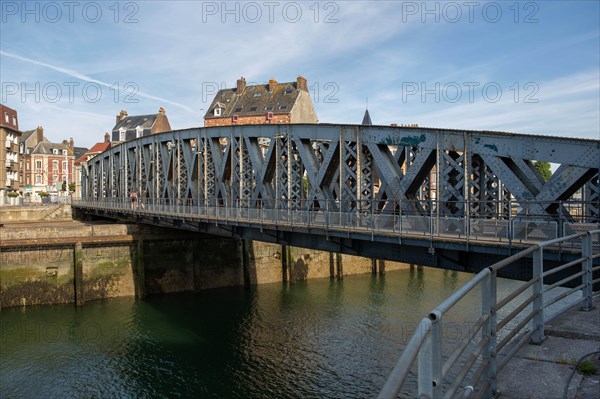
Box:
[74,124,600,274]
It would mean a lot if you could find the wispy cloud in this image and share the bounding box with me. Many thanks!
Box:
[1,51,195,113]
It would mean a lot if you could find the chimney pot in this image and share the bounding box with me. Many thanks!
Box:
[296,75,308,92]
[69,137,74,150]
[268,79,277,92]
[104,132,110,142]
[159,107,166,115]
[236,77,246,94]
[116,109,128,124]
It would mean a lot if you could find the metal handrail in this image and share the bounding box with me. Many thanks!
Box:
[71,198,600,248]
[376,229,599,399]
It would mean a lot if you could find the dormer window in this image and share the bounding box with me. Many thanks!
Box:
[279,105,288,110]
[265,105,273,111]
[62,149,67,155]
[12,116,17,126]
[136,126,144,138]
[214,107,222,117]
[53,149,59,155]
[119,127,126,141]
[284,89,293,95]
[253,93,262,98]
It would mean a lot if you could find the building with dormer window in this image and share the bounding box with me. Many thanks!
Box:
[111,107,172,143]
[203,76,318,127]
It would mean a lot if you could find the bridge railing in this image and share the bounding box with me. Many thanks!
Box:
[72,197,599,247]
[377,229,600,399]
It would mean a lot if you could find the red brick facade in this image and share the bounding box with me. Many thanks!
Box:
[204,114,291,127]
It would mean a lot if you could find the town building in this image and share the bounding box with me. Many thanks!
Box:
[19,127,77,192]
[203,76,318,127]
[111,108,172,142]
[73,133,112,198]
[0,104,21,191]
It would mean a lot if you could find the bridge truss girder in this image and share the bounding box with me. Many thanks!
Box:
[81,124,600,222]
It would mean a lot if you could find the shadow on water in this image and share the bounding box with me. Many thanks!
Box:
[1,267,524,399]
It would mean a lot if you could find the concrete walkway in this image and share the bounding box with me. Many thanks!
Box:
[497,296,600,399]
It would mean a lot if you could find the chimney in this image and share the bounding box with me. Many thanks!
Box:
[158,107,166,115]
[296,75,308,92]
[268,78,277,92]
[236,77,246,94]
[36,126,44,143]
[116,109,128,124]
[104,132,110,142]
[69,137,74,150]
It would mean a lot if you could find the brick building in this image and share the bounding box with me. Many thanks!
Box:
[203,76,318,127]
[19,127,76,191]
[0,104,21,191]
[112,107,172,142]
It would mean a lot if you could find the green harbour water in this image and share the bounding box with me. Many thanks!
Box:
[0,267,524,398]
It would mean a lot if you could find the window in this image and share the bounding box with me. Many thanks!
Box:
[250,107,257,112]
[53,161,58,171]
[253,93,262,98]
[62,150,67,155]
[264,105,273,111]
[12,116,17,126]
[62,161,67,170]
[53,149,58,155]
[119,127,126,141]
[285,89,293,95]
[136,126,143,138]
[214,107,222,117]
[36,175,41,184]
[279,105,287,110]
[4,113,8,123]
[234,107,243,112]
[53,175,58,183]
[35,160,42,169]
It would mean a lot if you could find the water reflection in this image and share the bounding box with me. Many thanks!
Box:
[1,267,523,399]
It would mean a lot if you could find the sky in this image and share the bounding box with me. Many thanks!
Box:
[1,0,599,149]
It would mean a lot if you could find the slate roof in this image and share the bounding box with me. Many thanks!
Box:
[74,146,88,160]
[20,129,50,150]
[31,141,73,156]
[112,114,157,134]
[204,81,302,119]
[362,109,372,125]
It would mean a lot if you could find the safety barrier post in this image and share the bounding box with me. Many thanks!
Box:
[418,311,442,398]
[531,247,545,344]
[581,232,593,311]
[482,270,498,397]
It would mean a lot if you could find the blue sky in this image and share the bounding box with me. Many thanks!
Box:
[1,0,599,149]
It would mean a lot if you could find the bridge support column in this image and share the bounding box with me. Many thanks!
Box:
[282,245,292,283]
[336,253,343,280]
[135,239,145,299]
[73,242,85,307]
[371,259,377,275]
[378,259,386,275]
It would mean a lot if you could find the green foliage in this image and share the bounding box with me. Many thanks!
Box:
[38,191,49,198]
[533,161,552,181]
[576,359,598,375]
[6,191,19,197]
[68,182,76,192]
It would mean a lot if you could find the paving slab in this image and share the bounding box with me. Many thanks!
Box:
[497,357,581,399]
[497,297,600,399]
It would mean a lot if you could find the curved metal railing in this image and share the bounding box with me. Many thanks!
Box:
[378,230,600,399]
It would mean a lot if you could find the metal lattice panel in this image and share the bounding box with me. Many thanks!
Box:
[81,124,600,224]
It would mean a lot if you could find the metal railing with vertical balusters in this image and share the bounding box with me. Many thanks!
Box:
[378,230,599,399]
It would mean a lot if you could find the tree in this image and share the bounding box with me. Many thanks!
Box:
[533,161,552,182]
